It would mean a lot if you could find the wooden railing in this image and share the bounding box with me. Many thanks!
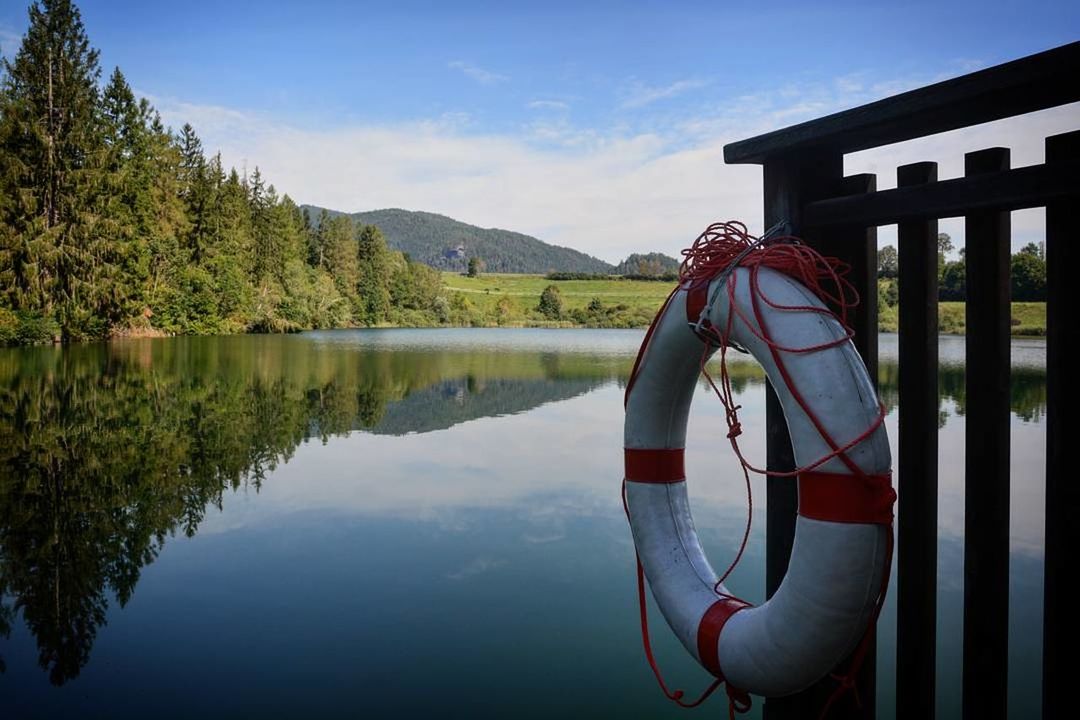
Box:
[723,41,1079,720]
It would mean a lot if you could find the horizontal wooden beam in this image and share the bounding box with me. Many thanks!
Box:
[724,42,1080,165]
[801,160,1080,228]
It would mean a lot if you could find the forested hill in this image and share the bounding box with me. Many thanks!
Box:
[301,206,614,274]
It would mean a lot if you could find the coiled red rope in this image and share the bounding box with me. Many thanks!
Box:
[624,221,894,719]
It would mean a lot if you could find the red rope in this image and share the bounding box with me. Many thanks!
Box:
[625,285,679,408]
[624,221,893,718]
[621,479,726,709]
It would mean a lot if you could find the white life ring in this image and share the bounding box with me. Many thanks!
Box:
[623,264,894,699]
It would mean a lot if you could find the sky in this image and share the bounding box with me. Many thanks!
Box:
[1,0,1078,263]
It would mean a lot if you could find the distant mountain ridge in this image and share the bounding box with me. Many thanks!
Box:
[301,205,614,274]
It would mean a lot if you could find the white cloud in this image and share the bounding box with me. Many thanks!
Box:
[619,78,709,109]
[155,96,760,263]
[150,73,1078,265]
[847,102,1080,252]
[448,60,508,85]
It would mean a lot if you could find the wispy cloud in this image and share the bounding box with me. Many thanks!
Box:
[619,78,709,109]
[151,67,1076,264]
[448,60,508,85]
[528,99,569,111]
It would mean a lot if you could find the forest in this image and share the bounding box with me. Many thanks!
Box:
[0,0,458,344]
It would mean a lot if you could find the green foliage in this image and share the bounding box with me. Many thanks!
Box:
[940,259,966,301]
[937,232,953,278]
[356,224,392,325]
[0,0,461,342]
[0,307,61,344]
[1011,245,1046,301]
[537,284,564,319]
[613,252,680,276]
[467,255,482,277]
[877,244,898,278]
[878,278,898,308]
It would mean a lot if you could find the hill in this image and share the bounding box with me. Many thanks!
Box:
[301,206,614,274]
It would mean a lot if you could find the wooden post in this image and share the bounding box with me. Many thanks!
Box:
[762,158,881,720]
[762,151,843,603]
[962,147,1011,720]
[896,161,939,719]
[811,173,880,718]
[1043,129,1080,719]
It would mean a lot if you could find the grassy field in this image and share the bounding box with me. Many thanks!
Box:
[444,272,1047,335]
[441,272,672,326]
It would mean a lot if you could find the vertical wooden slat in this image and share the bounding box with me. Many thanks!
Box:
[962,147,1011,720]
[896,161,939,719]
[761,151,843,720]
[762,150,843,602]
[1043,129,1080,719]
[829,173,881,382]
[762,161,878,720]
[818,173,880,719]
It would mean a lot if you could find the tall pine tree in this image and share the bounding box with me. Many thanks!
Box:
[356,224,391,325]
[0,0,106,336]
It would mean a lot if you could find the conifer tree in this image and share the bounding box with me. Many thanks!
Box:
[98,66,151,325]
[0,0,106,335]
[356,224,391,325]
[323,215,358,303]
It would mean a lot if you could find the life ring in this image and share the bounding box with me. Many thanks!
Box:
[623,258,894,701]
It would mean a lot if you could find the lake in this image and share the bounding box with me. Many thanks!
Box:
[0,329,1047,719]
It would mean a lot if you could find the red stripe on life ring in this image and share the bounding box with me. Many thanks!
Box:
[696,596,752,678]
[798,471,896,525]
[624,448,685,484]
[685,279,709,326]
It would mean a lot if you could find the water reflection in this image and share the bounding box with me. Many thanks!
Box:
[0,330,1047,717]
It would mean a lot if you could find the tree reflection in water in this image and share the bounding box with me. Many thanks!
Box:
[0,334,1045,684]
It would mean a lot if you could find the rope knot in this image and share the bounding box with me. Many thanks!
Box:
[726,423,742,439]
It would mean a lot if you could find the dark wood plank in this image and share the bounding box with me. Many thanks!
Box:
[1043,129,1080,719]
[962,147,1011,720]
[802,160,1080,228]
[895,161,939,720]
[763,162,880,720]
[760,151,848,720]
[811,173,880,718]
[724,42,1080,164]
[816,173,879,379]
[762,150,843,600]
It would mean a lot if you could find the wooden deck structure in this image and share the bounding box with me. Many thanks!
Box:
[723,41,1080,720]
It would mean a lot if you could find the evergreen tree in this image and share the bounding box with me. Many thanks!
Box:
[0,0,106,336]
[323,215,359,303]
[178,123,211,262]
[98,67,152,325]
[356,224,391,325]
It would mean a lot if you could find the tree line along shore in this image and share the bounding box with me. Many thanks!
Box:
[0,1,1047,345]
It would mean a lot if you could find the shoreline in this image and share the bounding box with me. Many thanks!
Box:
[1,321,1048,348]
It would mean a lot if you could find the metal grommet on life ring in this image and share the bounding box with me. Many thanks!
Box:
[622,224,895,709]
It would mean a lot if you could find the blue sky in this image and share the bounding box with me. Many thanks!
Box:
[2,1,1078,261]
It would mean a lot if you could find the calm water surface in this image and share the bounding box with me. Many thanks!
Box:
[0,329,1047,719]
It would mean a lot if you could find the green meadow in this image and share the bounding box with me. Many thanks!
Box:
[445,272,1047,335]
